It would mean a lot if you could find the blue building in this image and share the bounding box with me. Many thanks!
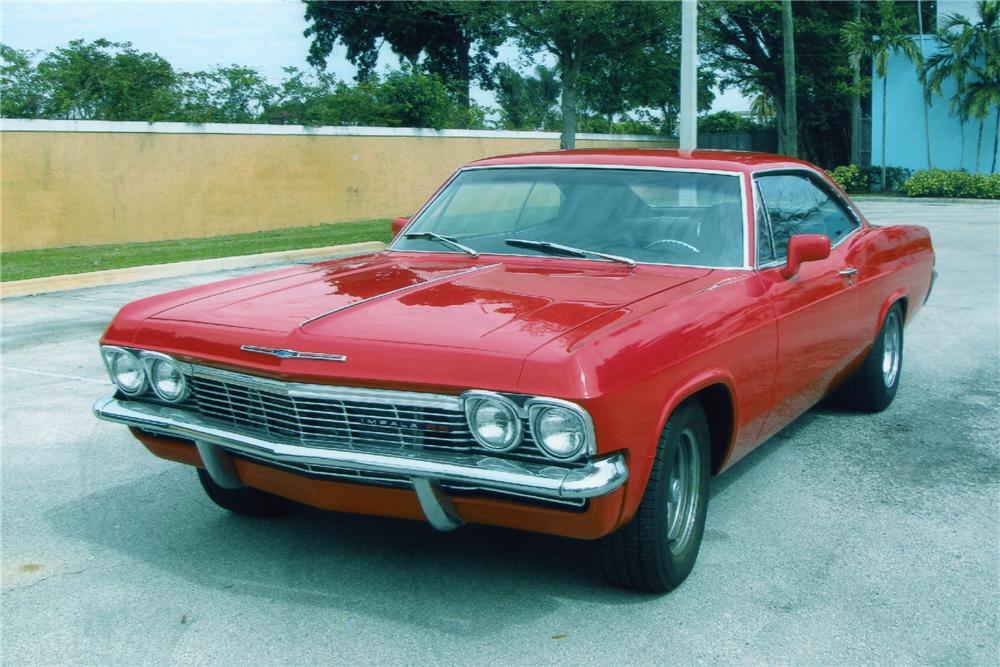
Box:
[872,0,998,173]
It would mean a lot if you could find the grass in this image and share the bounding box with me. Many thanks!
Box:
[0,219,392,282]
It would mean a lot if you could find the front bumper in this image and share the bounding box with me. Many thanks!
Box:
[93,395,629,529]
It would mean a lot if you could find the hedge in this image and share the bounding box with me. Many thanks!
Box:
[901,169,1000,199]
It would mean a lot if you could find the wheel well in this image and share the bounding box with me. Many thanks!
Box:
[690,384,734,475]
[896,296,909,322]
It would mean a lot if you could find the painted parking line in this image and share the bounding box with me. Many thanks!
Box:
[1,365,108,385]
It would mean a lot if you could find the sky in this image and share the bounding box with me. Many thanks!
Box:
[0,0,749,114]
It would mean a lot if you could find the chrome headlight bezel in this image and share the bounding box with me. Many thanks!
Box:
[462,390,523,452]
[526,397,597,461]
[101,345,148,396]
[141,351,191,403]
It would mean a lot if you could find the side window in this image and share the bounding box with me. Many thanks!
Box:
[755,184,775,264]
[756,173,859,260]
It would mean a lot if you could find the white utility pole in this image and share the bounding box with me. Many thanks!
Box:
[679,0,698,151]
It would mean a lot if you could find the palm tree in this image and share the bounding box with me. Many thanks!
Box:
[926,25,974,167]
[843,0,923,190]
[940,1,1000,173]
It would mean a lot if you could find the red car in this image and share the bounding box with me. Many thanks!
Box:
[94,150,935,592]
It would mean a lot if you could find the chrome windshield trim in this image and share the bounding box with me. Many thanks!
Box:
[388,164,751,270]
[188,364,464,411]
[299,263,499,327]
[93,395,628,501]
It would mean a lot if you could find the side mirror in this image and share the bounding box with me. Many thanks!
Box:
[781,234,831,279]
[391,216,411,239]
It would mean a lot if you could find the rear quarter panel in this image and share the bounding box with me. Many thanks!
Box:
[849,224,935,338]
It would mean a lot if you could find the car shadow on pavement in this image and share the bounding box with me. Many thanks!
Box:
[44,468,652,638]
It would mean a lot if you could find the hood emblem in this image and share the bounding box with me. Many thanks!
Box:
[240,345,347,362]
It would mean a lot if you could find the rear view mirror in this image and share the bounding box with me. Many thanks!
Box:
[391,216,411,239]
[781,234,831,279]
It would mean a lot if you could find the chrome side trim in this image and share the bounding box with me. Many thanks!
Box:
[299,263,500,327]
[94,395,629,501]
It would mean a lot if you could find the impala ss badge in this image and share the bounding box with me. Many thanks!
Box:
[240,345,347,362]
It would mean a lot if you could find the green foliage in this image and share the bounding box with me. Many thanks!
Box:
[902,169,1000,198]
[703,1,858,167]
[302,1,507,107]
[1,39,181,121]
[698,111,757,133]
[508,1,679,147]
[827,164,872,193]
[493,64,561,131]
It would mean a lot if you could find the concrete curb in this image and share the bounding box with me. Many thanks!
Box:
[0,241,386,299]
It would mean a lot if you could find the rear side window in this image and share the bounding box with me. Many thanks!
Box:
[756,173,859,260]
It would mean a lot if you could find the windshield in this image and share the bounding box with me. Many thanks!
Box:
[391,167,746,268]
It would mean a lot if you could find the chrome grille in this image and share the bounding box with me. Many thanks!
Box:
[184,365,566,466]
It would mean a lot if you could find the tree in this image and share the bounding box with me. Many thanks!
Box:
[0,45,46,118]
[843,0,924,189]
[781,0,798,157]
[577,10,716,137]
[302,1,506,108]
[927,17,976,167]
[509,1,674,149]
[28,39,179,121]
[494,63,561,130]
[934,1,1000,172]
[177,65,277,123]
[702,1,857,167]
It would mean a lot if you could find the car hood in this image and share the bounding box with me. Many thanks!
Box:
[147,252,707,355]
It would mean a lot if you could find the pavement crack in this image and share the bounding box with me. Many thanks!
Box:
[2,567,89,593]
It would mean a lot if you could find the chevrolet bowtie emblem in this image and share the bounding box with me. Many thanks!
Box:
[240,345,347,362]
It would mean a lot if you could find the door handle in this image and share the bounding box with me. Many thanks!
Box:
[838,268,859,277]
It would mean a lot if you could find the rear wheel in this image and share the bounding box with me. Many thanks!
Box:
[839,303,904,412]
[197,468,294,518]
[591,400,710,593]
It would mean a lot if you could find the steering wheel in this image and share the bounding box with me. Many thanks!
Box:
[644,239,701,254]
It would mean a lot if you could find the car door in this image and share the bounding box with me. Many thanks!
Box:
[754,171,868,439]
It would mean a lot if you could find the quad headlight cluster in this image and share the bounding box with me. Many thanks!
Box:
[101,346,191,403]
[462,391,595,462]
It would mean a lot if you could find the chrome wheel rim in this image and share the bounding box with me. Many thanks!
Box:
[666,428,701,556]
[882,310,901,388]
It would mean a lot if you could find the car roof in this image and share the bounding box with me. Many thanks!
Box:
[465,148,820,174]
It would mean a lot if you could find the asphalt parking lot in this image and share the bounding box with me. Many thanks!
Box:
[2,198,998,665]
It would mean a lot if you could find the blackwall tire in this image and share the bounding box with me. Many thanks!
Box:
[591,399,711,593]
[197,468,294,518]
[839,303,904,413]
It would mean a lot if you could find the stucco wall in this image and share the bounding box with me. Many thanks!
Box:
[0,120,675,252]
[871,36,999,174]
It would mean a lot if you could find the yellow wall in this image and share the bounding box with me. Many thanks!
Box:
[1,126,674,252]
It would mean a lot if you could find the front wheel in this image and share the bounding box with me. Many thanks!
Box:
[591,400,710,593]
[197,468,294,518]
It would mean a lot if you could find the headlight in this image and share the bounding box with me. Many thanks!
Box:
[144,354,189,402]
[102,347,147,396]
[464,393,522,451]
[529,403,591,460]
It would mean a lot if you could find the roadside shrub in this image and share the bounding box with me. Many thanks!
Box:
[828,164,871,193]
[866,166,913,193]
[902,169,1000,199]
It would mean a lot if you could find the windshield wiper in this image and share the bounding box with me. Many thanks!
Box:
[404,232,478,257]
[504,239,636,268]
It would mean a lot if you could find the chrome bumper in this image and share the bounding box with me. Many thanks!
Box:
[93,395,629,530]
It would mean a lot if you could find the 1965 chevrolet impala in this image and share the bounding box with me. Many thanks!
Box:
[94,149,935,592]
